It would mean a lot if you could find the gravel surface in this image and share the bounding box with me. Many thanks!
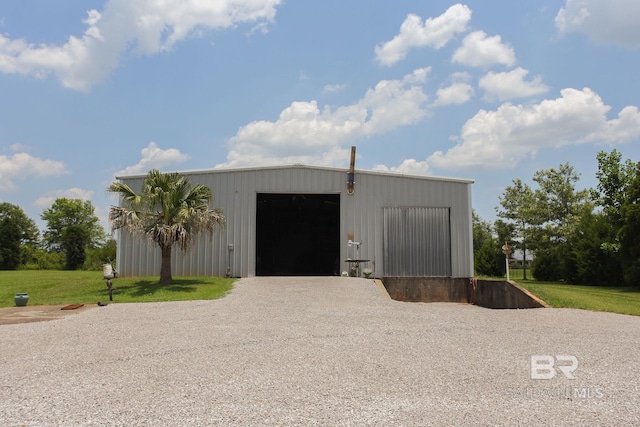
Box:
[1,276,639,426]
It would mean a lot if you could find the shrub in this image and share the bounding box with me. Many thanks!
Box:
[532,250,563,281]
[84,239,117,271]
[475,239,505,277]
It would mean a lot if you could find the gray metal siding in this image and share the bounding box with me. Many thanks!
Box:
[343,171,472,278]
[115,165,473,278]
[383,207,451,276]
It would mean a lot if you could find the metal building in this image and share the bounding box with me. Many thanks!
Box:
[114,164,474,278]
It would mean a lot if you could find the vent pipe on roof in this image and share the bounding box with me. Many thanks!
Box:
[347,146,356,195]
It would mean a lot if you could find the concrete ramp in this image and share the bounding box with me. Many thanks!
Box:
[231,276,392,310]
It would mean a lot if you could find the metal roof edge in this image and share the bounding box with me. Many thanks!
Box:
[116,164,474,184]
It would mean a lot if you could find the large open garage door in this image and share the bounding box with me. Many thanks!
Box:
[383,207,452,276]
[256,193,340,276]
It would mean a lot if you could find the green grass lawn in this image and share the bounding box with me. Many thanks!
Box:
[517,281,640,316]
[484,269,640,316]
[0,270,235,308]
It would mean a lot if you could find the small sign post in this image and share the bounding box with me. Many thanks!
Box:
[501,242,513,281]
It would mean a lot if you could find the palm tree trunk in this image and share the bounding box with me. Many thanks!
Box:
[160,245,173,285]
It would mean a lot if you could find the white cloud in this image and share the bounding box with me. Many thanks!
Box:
[432,82,474,107]
[34,188,94,209]
[9,143,30,152]
[375,4,471,66]
[0,0,282,91]
[589,105,640,142]
[427,87,640,170]
[479,67,549,101]
[115,142,190,176]
[218,68,432,168]
[450,71,472,82]
[556,0,640,48]
[452,30,516,68]
[372,158,432,176]
[323,83,347,94]
[0,152,68,192]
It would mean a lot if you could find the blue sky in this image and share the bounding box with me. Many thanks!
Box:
[1,0,639,233]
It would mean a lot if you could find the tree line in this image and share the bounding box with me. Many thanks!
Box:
[0,198,114,271]
[474,149,640,288]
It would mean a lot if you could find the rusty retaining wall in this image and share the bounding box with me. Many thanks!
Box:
[381,277,547,309]
[472,279,547,309]
[381,277,469,303]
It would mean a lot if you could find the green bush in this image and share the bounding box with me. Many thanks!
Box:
[532,250,563,281]
[20,250,65,270]
[84,239,117,270]
[475,239,504,277]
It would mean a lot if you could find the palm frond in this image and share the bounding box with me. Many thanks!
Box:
[107,169,225,251]
[107,182,142,208]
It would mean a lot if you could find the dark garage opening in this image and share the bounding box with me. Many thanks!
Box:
[256,193,340,276]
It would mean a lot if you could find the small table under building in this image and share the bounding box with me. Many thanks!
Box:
[345,259,370,277]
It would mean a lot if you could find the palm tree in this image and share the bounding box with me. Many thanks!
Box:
[108,169,225,285]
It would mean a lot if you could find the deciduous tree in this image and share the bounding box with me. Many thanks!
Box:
[594,149,636,228]
[531,163,592,281]
[41,199,106,270]
[593,149,640,287]
[496,179,537,280]
[619,162,640,287]
[0,203,39,270]
[472,211,504,277]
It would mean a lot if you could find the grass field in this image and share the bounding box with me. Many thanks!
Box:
[0,270,235,308]
[485,269,640,316]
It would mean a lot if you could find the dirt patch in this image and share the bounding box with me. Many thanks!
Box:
[0,304,97,325]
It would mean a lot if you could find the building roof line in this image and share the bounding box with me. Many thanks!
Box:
[117,164,475,184]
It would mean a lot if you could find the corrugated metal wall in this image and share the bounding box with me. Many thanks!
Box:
[383,207,451,276]
[115,165,474,278]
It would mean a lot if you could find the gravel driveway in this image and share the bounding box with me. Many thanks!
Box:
[1,277,639,426]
